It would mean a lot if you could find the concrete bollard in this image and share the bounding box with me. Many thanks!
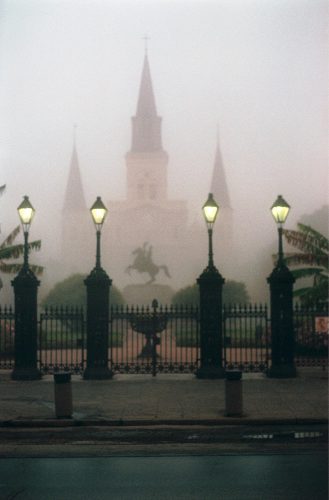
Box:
[225,370,243,417]
[54,372,73,418]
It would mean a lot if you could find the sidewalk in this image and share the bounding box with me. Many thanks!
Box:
[0,368,327,426]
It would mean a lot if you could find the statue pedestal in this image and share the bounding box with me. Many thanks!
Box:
[123,284,174,306]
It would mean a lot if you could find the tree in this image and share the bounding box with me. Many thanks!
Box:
[172,280,250,306]
[283,223,328,306]
[42,273,125,308]
[0,225,43,278]
[0,185,43,287]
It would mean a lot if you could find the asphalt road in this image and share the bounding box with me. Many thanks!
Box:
[0,424,327,499]
[0,453,327,500]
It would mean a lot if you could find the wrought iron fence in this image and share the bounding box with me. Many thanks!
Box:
[0,302,327,374]
[0,305,15,369]
[39,306,85,374]
[294,304,328,368]
[110,303,200,375]
[223,304,270,372]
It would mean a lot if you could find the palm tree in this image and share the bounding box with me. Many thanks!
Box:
[283,223,328,306]
[0,186,43,288]
[0,225,43,277]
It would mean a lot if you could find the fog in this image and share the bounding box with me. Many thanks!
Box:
[0,0,328,302]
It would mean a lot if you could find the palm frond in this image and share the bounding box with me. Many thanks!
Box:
[28,240,41,252]
[0,239,41,261]
[0,244,24,260]
[0,226,20,249]
[0,262,23,274]
[291,267,325,280]
[297,223,329,250]
[283,224,329,255]
[284,252,328,268]
[0,261,44,275]
[30,264,44,276]
[293,287,313,297]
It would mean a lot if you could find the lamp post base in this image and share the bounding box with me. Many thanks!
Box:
[267,364,297,379]
[196,366,225,379]
[11,367,42,381]
[83,366,113,380]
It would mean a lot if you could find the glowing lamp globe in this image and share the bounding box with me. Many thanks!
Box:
[271,195,290,225]
[17,196,35,232]
[202,193,219,228]
[90,196,108,231]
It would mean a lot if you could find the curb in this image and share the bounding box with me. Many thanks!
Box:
[0,417,327,428]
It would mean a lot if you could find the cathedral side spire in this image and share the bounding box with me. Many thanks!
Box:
[210,134,231,209]
[131,54,163,152]
[63,136,86,211]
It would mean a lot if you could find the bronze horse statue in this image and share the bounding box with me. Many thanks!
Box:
[125,242,171,284]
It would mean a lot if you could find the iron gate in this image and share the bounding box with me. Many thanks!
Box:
[110,300,200,375]
[39,306,85,374]
[223,304,270,372]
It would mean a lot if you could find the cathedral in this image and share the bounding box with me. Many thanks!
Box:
[60,52,233,291]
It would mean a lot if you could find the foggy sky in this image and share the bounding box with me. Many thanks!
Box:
[0,0,328,295]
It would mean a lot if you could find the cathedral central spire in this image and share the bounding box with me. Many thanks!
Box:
[131,54,163,152]
[136,55,157,118]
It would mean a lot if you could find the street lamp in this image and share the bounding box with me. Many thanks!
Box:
[196,192,225,379]
[90,196,107,269]
[11,195,41,380]
[83,196,112,380]
[267,194,296,378]
[271,194,290,266]
[17,195,35,270]
[202,193,219,269]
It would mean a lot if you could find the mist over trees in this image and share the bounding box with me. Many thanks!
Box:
[300,205,329,238]
[42,274,125,308]
[172,280,250,306]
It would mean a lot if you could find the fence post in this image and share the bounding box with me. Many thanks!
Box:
[11,269,41,380]
[83,267,113,380]
[267,264,296,378]
[196,267,225,379]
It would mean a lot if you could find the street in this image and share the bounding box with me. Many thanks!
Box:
[0,453,327,500]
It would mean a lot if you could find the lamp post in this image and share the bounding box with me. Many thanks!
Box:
[267,195,296,378]
[196,193,225,379]
[11,196,41,380]
[83,196,113,380]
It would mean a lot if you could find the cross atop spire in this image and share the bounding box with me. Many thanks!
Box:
[73,123,77,147]
[142,34,150,54]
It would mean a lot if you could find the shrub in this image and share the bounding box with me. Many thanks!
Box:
[172,280,250,306]
[42,273,125,308]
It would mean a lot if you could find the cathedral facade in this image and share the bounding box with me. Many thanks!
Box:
[103,54,190,288]
[60,53,233,290]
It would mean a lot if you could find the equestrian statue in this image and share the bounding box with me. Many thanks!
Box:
[125,242,171,284]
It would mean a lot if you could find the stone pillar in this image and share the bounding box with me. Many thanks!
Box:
[83,267,113,380]
[196,266,225,379]
[267,263,296,378]
[11,268,41,380]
